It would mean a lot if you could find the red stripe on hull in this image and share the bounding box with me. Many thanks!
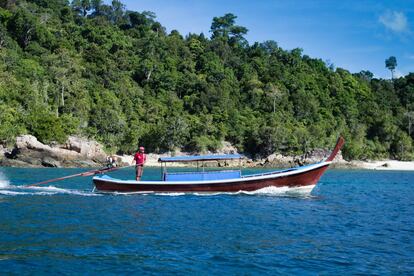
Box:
[93,164,329,193]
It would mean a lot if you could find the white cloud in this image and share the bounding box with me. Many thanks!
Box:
[379,11,409,33]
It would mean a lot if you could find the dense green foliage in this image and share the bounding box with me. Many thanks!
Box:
[0,0,413,159]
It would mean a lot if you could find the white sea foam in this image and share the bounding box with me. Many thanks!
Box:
[0,190,60,196]
[154,192,186,196]
[0,183,100,197]
[1,183,314,197]
[241,185,316,196]
[25,186,101,196]
[0,190,31,196]
[123,185,315,197]
[107,191,154,196]
[0,171,10,188]
[0,169,102,196]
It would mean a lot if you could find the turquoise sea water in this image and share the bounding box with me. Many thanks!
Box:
[0,167,413,274]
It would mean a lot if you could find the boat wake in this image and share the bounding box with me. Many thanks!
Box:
[0,184,314,197]
[0,183,100,197]
[195,185,316,197]
[235,185,316,196]
[0,171,10,189]
[107,185,316,198]
[0,167,98,196]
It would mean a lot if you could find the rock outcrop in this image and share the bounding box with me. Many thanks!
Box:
[64,136,107,159]
[0,135,347,168]
[0,135,107,168]
[216,141,239,154]
[258,148,344,168]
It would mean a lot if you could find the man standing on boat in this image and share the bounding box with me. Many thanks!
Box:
[133,146,146,181]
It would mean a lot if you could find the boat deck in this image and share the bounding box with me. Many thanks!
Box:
[164,170,241,181]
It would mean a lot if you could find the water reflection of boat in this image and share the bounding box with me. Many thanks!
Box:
[93,137,344,194]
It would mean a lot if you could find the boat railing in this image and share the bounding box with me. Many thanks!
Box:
[241,168,296,178]
[241,162,324,178]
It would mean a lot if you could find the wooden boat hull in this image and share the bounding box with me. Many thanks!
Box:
[93,163,330,193]
[93,137,344,194]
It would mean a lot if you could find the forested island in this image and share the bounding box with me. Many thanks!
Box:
[0,0,413,161]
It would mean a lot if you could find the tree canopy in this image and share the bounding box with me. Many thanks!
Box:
[0,0,413,160]
[385,56,397,79]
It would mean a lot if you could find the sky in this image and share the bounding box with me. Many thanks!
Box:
[120,0,414,79]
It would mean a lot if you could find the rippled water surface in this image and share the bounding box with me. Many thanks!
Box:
[0,167,413,274]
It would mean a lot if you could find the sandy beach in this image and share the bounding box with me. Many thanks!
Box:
[346,160,414,171]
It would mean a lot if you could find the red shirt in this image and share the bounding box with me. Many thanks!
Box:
[134,152,146,165]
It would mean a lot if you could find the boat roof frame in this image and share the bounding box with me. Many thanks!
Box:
[158,154,243,163]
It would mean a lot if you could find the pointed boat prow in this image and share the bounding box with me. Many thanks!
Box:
[326,136,345,162]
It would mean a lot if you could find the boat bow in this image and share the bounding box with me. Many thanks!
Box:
[326,136,345,162]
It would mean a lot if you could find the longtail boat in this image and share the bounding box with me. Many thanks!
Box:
[93,137,344,194]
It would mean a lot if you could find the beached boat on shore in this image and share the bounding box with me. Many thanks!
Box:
[93,137,344,194]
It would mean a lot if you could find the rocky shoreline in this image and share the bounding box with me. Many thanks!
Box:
[1,135,412,171]
[0,135,107,168]
[0,135,344,168]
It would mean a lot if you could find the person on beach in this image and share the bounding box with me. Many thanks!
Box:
[106,155,117,168]
[132,146,146,181]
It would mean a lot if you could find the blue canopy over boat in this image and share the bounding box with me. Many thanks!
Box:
[158,154,243,163]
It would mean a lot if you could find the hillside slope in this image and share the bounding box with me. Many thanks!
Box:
[0,0,413,160]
